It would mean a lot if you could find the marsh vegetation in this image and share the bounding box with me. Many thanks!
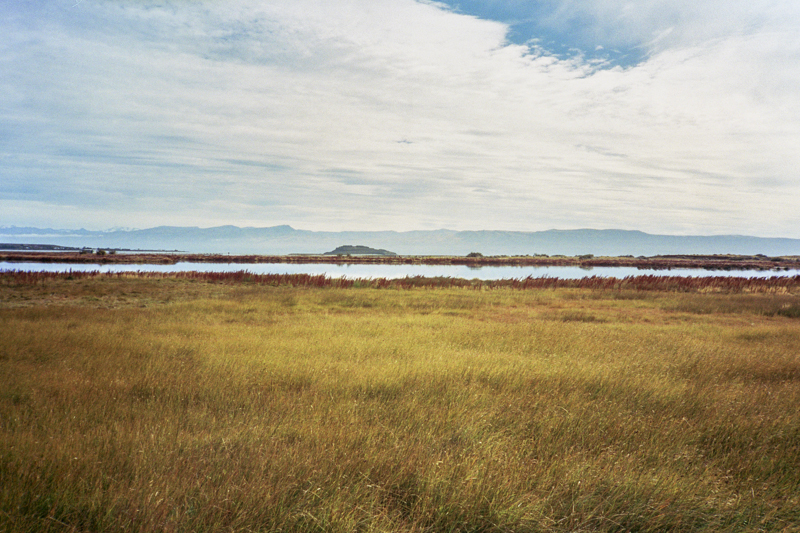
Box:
[1,272,799,531]
[2,251,799,272]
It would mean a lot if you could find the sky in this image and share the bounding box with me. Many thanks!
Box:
[2,0,799,237]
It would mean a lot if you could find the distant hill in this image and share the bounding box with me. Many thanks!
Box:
[1,225,800,257]
[0,243,79,251]
[323,245,396,256]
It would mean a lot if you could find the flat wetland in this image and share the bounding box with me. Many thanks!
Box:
[3,251,800,271]
[2,272,800,532]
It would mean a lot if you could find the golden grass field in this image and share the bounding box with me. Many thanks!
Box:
[1,272,799,532]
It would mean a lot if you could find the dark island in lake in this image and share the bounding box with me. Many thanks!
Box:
[323,245,397,256]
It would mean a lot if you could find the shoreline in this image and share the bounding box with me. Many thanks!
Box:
[2,251,799,271]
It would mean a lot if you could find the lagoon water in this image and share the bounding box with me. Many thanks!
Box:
[2,262,799,280]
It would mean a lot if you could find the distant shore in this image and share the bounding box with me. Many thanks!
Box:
[2,251,799,271]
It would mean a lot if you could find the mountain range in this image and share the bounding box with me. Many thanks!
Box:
[2,225,800,257]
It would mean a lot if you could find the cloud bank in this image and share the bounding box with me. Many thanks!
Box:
[1,0,798,237]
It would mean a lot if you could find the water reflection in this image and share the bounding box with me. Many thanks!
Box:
[2,262,799,280]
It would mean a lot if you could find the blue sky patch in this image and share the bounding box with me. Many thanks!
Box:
[435,0,648,67]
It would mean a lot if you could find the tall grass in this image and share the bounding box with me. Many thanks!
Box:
[3,270,800,293]
[1,276,799,531]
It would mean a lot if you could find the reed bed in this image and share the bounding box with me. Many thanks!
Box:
[3,270,800,293]
[1,275,799,532]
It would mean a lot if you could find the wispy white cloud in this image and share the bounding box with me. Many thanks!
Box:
[1,0,798,236]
